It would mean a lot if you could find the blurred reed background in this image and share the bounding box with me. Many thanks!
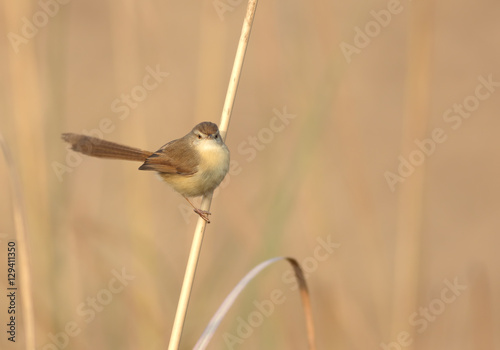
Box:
[1,0,499,349]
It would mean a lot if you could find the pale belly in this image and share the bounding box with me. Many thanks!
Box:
[159,143,229,197]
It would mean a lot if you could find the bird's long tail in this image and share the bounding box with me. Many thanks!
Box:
[61,133,153,161]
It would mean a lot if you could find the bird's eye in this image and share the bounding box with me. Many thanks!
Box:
[197,134,202,139]
[214,134,218,139]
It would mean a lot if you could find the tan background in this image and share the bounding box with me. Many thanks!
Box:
[1,0,499,349]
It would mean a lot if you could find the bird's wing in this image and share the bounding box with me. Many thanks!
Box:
[138,138,199,175]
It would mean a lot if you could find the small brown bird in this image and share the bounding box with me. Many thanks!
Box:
[62,122,230,223]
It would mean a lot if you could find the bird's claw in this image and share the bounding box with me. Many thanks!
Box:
[194,208,211,223]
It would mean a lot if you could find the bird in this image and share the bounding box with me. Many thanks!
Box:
[61,122,230,223]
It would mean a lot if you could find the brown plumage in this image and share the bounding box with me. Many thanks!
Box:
[61,133,153,161]
[138,138,198,175]
[61,121,229,223]
[195,121,219,136]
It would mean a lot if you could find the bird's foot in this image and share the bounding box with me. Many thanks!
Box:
[194,208,211,223]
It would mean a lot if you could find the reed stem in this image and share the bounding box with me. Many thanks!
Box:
[167,1,258,348]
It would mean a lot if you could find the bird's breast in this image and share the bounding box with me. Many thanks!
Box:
[158,140,230,198]
[197,142,229,171]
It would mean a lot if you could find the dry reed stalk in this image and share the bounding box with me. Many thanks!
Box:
[167,1,258,349]
[107,3,160,347]
[4,0,49,239]
[3,2,47,349]
[0,133,36,350]
[194,257,316,350]
[390,1,435,346]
